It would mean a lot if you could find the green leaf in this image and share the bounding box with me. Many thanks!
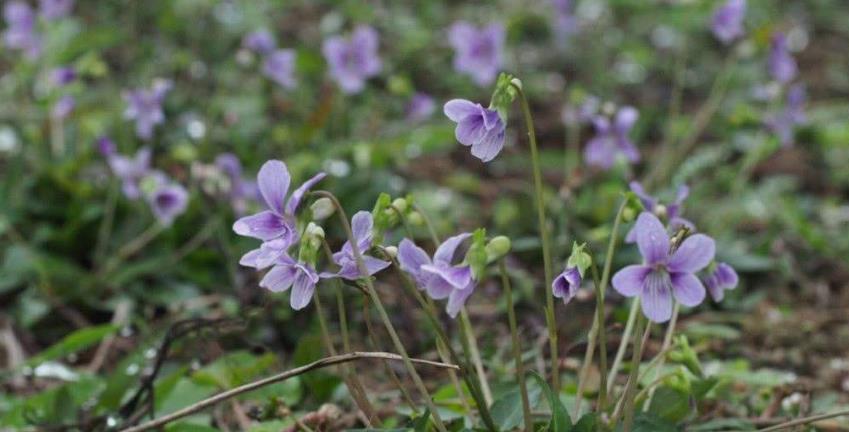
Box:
[527,370,571,431]
[647,387,691,423]
[490,379,542,431]
[615,413,680,432]
[26,324,119,367]
[572,413,598,432]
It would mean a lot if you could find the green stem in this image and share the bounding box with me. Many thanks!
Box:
[758,409,849,432]
[619,313,649,432]
[314,191,449,432]
[511,82,558,391]
[459,309,493,406]
[607,299,639,395]
[642,302,679,411]
[500,261,533,432]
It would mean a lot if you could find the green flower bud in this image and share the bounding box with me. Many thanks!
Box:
[310,197,335,221]
[485,235,511,263]
[383,245,398,258]
[668,335,703,378]
[566,242,592,277]
[391,197,408,213]
[298,222,324,264]
[465,228,488,280]
[407,211,424,226]
[489,72,518,121]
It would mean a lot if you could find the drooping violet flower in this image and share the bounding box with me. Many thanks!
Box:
[321,211,390,280]
[215,153,258,214]
[261,49,297,89]
[701,262,738,302]
[612,212,715,323]
[444,99,506,162]
[51,95,75,119]
[123,80,172,140]
[106,147,152,199]
[146,180,189,227]
[233,159,325,245]
[552,266,581,305]
[765,84,806,147]
[768,32,797,84]
[584,106,640,169]
[39,0,73,21]
[243,29,276,55]
[406,92,436,122]
[448,21,504,86]
[3,1,41,60]
[322,25,382,94]
[49,66,76,87]
[398,234,475,318]
[625,182,694,243]
[259,253,321,310]
[96,136,116,157]
[710,0,746,44]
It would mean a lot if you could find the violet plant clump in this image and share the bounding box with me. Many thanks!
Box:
[123,80,172,141]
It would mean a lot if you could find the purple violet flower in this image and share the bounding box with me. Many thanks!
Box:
[444,99,506,162]
[261,49,297,89]
[96,136,116,157]
[768,32,798,84]
[406,92,436,122]
[51,95,75,120]
[107,146,152,199]
[39,0,73,21]
[552,0,578,43]
[710,0,746,44]
[766,84,806,147]
[259,253,321,310]
[321,211,390,280]
[626,182,694,243]
[701,262,738,302]
[552,266,581,305]
[398,234,475,318]
[49,66,76,87]
[448,21,504,86]
[147,180,189,227]
[3,1,41,60]
[243,29,276,55]
[322,25,382,94]
[123,80,172,140]
[612,212,715,323]
[584,106,640,169]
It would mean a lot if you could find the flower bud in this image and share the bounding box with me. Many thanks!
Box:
[485,235,511,263]
[465,228,488,280]
[566,242,592,277]
[391,197,408,213]
[383,245,398,258]
[310,197,335,221]
[654,203,668,219]
[407,211,424,226]
[667,335,703,378]
[622,206,636,223]
[305,222,325,239]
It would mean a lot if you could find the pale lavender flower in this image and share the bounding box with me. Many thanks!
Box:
[259,253,320,310]
[552,266,581,305]
[406,92,436,122]
[107,146,152,199]
[701,262,738,302]
[262,49,297,89]
[625,182,694,242]
[398,234,475,318]
[39,0,73,20]
[322,25,382,94]
[448,21,504,86]
[444,99,506,162]
[51,95,75,119]
[147,180,189,227]
[215,153,258,214]
[552,0,578,42]
[612,212,715,323]
[123,80,172,140]
[243,29,275,55]
[96,136,116,157]
[766,84,806,147]
[768,32,797,84]
[49,66,76,87]
[710,0,746,44]
[584,106,640,169]
[321,211,390,280]
[561,96,601,126]
[3,1,41,60]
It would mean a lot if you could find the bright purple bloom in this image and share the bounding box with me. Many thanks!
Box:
[584,106,640,169]
[552,267,581,305]
[768,32,797,84]
[243,29,275,55]
[444,99,506,162]
[701,262,738,302]
[612,212,715,323]
[233,160,325,245]
[3,1,41,60]
[398,234,475,318]
[259,253,320,310]
[406,92,436,122]
[123,80,171,140]
[39,0,73,20]
[51,95,75,119]
[766,84,806,147]
[107,147,152,199]
[626,182,694,243]
[96,136,116,157]
[322,25,382,94]
[147,180,189,227]
[448,21,504,86]
[262,49,297,89]
[710,0,745,44]
[321,211,390,280]
[49,66,76,87]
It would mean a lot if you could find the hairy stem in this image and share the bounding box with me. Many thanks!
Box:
[501,261,533,431]
[607,299,639,395]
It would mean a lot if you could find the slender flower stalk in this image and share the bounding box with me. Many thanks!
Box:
[510,80,559,390]
[607,299,639,395]
[642,302,680,411]
[500,260,533,432]
[312,191,449,432]
[615,312,649,432]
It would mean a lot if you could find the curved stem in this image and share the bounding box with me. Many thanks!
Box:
[511,82,558,390]
[607,299,639,395]
[501,261,533,431]
[758,409,849,432]
[459,309,493,406]
[618,313,650,432]
[642,302,680,411]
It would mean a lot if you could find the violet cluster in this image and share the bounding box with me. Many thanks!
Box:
[243,29,297,89]
[2,0,73,59]
[322,25,382,94]
[448,21,504,87]
[584,105,640,170]
[123,80,172,141]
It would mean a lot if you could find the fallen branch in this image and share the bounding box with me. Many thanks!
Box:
[120,351,459,432]
[758,409,849,432]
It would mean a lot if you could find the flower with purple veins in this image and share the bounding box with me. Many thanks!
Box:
[259,253,321,310]
[262,49,297,89]
[406,92,436,122]
[710,0,746,44]
[321,211,390,280]
[397,234,476,318]
[626,182,694,243]
[768,32,797,84]
[448,21,504,86]
[147,180,189,227]
[243,29,275,55]
[444,99,506,162]
[552,266,581,305]
[123,80,172,140]
[106,147,152,199]
[3,1,41,60]
[766,84,806,147]
[322,25,382,94]
[612,212,715,323]
[51,95,75,119]
[701,262,738,302]
[584,106,640,169]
